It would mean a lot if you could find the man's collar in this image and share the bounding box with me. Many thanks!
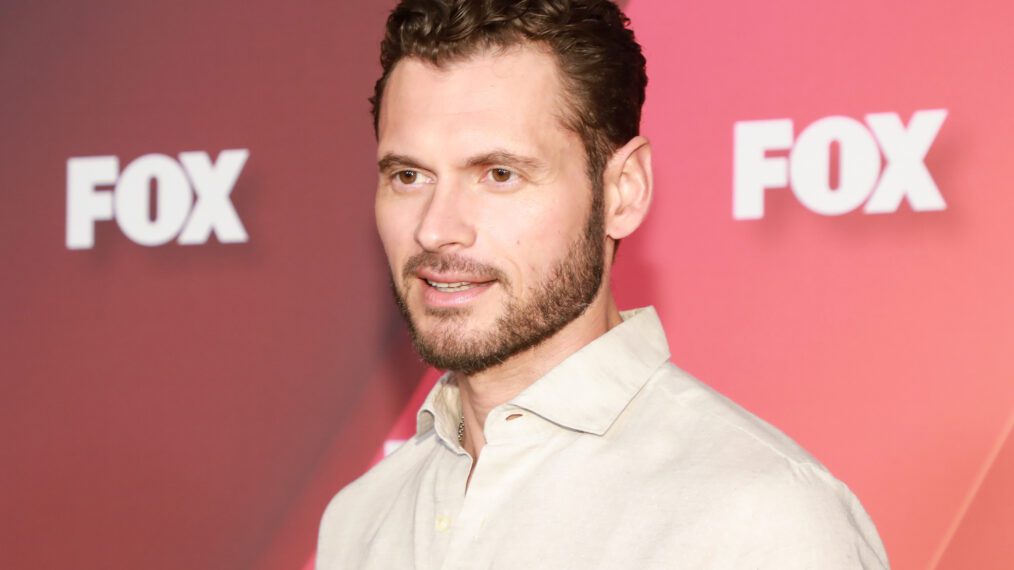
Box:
[417,306,671,442]
[509,306,670,435]
[416,371,461,446]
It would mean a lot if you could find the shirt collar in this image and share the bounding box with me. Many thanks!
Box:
[416,372,462,448]
[417,306,671,441]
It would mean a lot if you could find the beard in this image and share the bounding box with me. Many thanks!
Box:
[391,196,606,375]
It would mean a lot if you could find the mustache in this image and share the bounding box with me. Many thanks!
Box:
[402,252,510,285]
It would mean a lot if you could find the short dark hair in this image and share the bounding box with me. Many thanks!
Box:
[370,0,647,188]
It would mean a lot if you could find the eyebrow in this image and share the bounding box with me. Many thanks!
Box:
[464,150,548,174]
[377,153,426,173]
[377,149,549,175]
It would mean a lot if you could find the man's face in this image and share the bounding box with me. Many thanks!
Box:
[375,45,605,374]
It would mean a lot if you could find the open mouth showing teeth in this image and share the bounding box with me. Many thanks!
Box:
[425,279,481,292]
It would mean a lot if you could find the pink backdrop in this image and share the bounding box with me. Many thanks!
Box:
[1,1,1011,569]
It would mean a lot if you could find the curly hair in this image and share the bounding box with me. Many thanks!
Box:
[370,0,647,189]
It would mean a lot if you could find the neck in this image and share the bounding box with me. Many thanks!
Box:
[456,286,623,458]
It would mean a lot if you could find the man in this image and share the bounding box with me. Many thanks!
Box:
[318,0,889,568]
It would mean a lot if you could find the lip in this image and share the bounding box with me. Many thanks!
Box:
[415,268,495,284]
[417,275,496,308]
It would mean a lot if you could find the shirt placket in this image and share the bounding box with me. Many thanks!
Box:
[436,406,549,570]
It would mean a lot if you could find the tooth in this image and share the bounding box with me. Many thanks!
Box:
[424,278,480,292]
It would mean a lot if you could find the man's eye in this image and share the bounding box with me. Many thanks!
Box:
[488,168,515,183]
[396,170,420,185]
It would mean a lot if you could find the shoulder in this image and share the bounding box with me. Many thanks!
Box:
[320,430,436,520]
[621,363,890,568]
[630,362,824,469]
[316,430,438,568]
[704,460,890,568]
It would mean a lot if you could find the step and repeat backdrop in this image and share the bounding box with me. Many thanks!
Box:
[2,1,1011,569]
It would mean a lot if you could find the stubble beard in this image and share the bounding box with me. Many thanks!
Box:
[392,195,606,376]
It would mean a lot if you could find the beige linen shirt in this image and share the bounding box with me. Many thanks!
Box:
[317,307,889,569]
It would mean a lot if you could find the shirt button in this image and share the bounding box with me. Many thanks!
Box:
[435,515,451,533]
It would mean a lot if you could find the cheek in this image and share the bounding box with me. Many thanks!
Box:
[375,198,415,274]
[484,196,585,279]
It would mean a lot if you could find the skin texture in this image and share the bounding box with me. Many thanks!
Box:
[375,44,654,470]
[391,190,606,376]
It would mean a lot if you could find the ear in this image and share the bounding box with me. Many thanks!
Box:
[603,135,653,241]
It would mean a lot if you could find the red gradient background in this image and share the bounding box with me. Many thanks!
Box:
[1,1,1010,569]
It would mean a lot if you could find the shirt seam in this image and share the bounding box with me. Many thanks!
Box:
[667,385,827,474]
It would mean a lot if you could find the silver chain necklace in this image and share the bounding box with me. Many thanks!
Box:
[457,415,465,445]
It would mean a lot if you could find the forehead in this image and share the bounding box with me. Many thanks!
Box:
[377,45,576,160]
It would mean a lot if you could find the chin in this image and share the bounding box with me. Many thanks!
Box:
[417,308,487,336]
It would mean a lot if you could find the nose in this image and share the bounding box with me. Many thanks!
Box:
[414,181,476,252]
